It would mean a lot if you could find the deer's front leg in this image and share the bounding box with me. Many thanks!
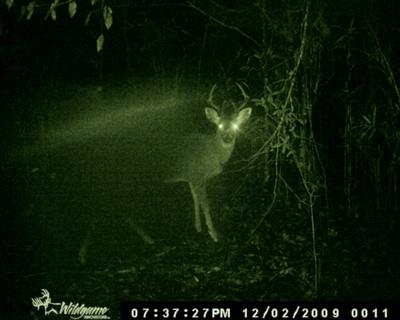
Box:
[196,184,218,242]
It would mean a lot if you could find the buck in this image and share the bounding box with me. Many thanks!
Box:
[163,84,252,242]
[79,84,252,263]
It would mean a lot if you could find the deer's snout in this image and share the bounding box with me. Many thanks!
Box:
[220,130,236,144]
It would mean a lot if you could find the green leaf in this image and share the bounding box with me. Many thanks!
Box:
[68,1,77,18]
[48,0,59,21]
[5,0,14,9]
[96,34,104,52]
[362,115,371,124]
[103,5,113,30]
[85,12,92,26]
[51,8,57,21]
[26,1,35,20]
[91,0,97,5]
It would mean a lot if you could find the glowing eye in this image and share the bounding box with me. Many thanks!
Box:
[232,123,239,130]
[218,123,224,129]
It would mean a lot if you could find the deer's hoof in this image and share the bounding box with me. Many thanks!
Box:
[209,230,218,242]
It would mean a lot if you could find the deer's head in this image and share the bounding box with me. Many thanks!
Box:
[205,84,252,148]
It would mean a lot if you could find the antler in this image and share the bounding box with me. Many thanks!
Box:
[41,289,50,298]
[236,83,249,110]
[207,84,219,110]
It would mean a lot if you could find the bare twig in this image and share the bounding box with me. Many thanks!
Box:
[186,1,261,48]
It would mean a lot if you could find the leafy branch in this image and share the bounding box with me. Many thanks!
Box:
[3,0,113,52]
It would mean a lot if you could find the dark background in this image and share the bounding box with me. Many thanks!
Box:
[1,0,399,319]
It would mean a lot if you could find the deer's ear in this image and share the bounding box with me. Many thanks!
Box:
[236,107,252,124]
[205,107,220,124]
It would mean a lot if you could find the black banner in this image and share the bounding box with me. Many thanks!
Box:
[120,301,399,320]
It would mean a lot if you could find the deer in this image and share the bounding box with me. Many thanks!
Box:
[79,84,252,263]
[163,84,252,242]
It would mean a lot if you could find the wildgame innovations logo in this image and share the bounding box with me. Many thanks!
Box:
[31,289,110,319]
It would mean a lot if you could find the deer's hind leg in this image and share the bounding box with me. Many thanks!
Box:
[189,182,202,232]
